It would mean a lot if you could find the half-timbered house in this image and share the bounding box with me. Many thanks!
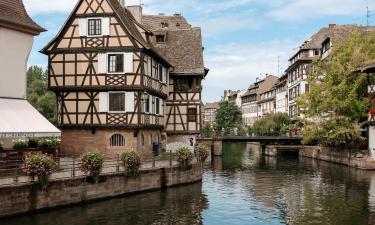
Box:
[141,12,208,151]
[42,0,207,157]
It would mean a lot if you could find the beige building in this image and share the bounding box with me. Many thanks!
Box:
[204,102,220,126]
[0,0,60,148]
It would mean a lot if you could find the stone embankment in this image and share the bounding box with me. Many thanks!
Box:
[0,163,203,218]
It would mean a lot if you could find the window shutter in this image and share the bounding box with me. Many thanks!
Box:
[102,17,110,35]
[125,92,135,112]
[124,53,133,73]
[99,92,108,112]
[147,56,152,76]
[79,19,87,36]
[149,96,153,114]
[163,67,167,83]
[160,99,164,115]
[98,53,107,74]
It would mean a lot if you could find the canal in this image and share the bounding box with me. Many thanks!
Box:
[3,143,375,225]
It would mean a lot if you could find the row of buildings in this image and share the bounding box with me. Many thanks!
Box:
[214,24,375,126]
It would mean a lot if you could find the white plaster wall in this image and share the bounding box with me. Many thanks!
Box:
[166,135,196,153]
[370,126,375,160]
[276,90,287,113]
[0,28,34,99]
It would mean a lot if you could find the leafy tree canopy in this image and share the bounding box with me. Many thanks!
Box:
[27,66,57,124]
[297,31,375,145]
[250,113,291,136]
[215,101,242,133]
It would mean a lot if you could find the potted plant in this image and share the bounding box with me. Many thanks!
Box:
[120,150,141,177]
[80,152,104,183]
[196,144,209,162]
[176,147,193,170]
[12,139,28,150]
[39,137,60,149]
[24,153,55,190]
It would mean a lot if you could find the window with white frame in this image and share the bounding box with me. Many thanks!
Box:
[156,98,160,115]
[147,56,152,76]
[88,19,101,36]
[109,92,125,112]
[108,54,124,73]
[158,64,163,82]
[144,96,150,113]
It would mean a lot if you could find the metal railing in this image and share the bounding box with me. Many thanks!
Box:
[0,152,199,187]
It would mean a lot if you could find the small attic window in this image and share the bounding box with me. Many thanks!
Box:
[176,23,180,27]
[156,35,165,43]
[161,22,169,28]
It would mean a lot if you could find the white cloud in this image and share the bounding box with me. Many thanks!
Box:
[268,0,375,21]
[202,40,297,102]
[24,0,77,15]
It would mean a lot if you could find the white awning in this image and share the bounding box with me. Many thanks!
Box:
[0,98,60,138]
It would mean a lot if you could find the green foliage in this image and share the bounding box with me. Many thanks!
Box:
[120,150,141,177]
[202,123,213,138]
[28,138,39,148]
[176,147,193,170]
[215,101,242,135]
[196,144,209,162]
[298,31,374,146]
[80,152,104,183]
[250,113,291,136]
[27,66,57,124]
[12,139,28,149]
[39,137,60,148]
[24,153,55,190]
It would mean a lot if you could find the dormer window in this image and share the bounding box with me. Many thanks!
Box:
[161,22,169,28]
[322,38,331,54]
[156,35,165,43]
[176,23,180,27]
[88,19,102,36]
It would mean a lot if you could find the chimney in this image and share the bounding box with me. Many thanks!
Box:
[127,5,143,23]
[329,24,336,28]
[119,0,125,7]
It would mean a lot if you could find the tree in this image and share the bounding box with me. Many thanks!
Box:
[250,113,291,136]
[215,101,242,135]
[297,31,375,146]
[202,123,213,138]
[27,66,57,124]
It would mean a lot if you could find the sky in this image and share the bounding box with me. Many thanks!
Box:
[24,0,375,103]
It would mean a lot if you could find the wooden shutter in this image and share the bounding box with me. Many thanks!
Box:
[98,53,107,74]
[102,17,110,35]
[160,99,164,115]
[79,19,87,36]
[125,92,135,112]
[99,92,108,112]
[124,53,133,73]
[163,67,167,83]
[149,96,153,114]
[147,56,152,76]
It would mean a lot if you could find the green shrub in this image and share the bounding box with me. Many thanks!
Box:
[12,139,28,149]
[39,137,60,148]
[80,152,104,183]
[120,150,141,177]
[24,153,55,190]
[196,144,209,162]
[176,147,193,170]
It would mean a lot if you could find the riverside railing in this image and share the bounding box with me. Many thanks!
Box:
[0,152,199,187]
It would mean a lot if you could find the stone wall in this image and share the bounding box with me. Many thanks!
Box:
[301,146,375,169]
[166,134,196,152]
[196,138,223,156]
[0,163,202,218]
[60,128,163,160]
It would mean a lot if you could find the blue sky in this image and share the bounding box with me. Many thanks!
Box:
[24,0,375,103]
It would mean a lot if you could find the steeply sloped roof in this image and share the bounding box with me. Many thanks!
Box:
[258,75,279,95]
[205,102,220,109]
[0,0,45,35]
[142,14,206,76]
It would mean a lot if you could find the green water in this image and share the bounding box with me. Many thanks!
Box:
[3,143,375,225]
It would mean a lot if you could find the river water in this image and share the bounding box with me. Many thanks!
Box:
[4,143,375,225]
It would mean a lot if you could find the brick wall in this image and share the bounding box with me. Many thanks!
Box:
[0,163,203,218]
[60,128,163,160]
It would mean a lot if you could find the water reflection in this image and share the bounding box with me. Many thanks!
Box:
[4,143,375,225]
